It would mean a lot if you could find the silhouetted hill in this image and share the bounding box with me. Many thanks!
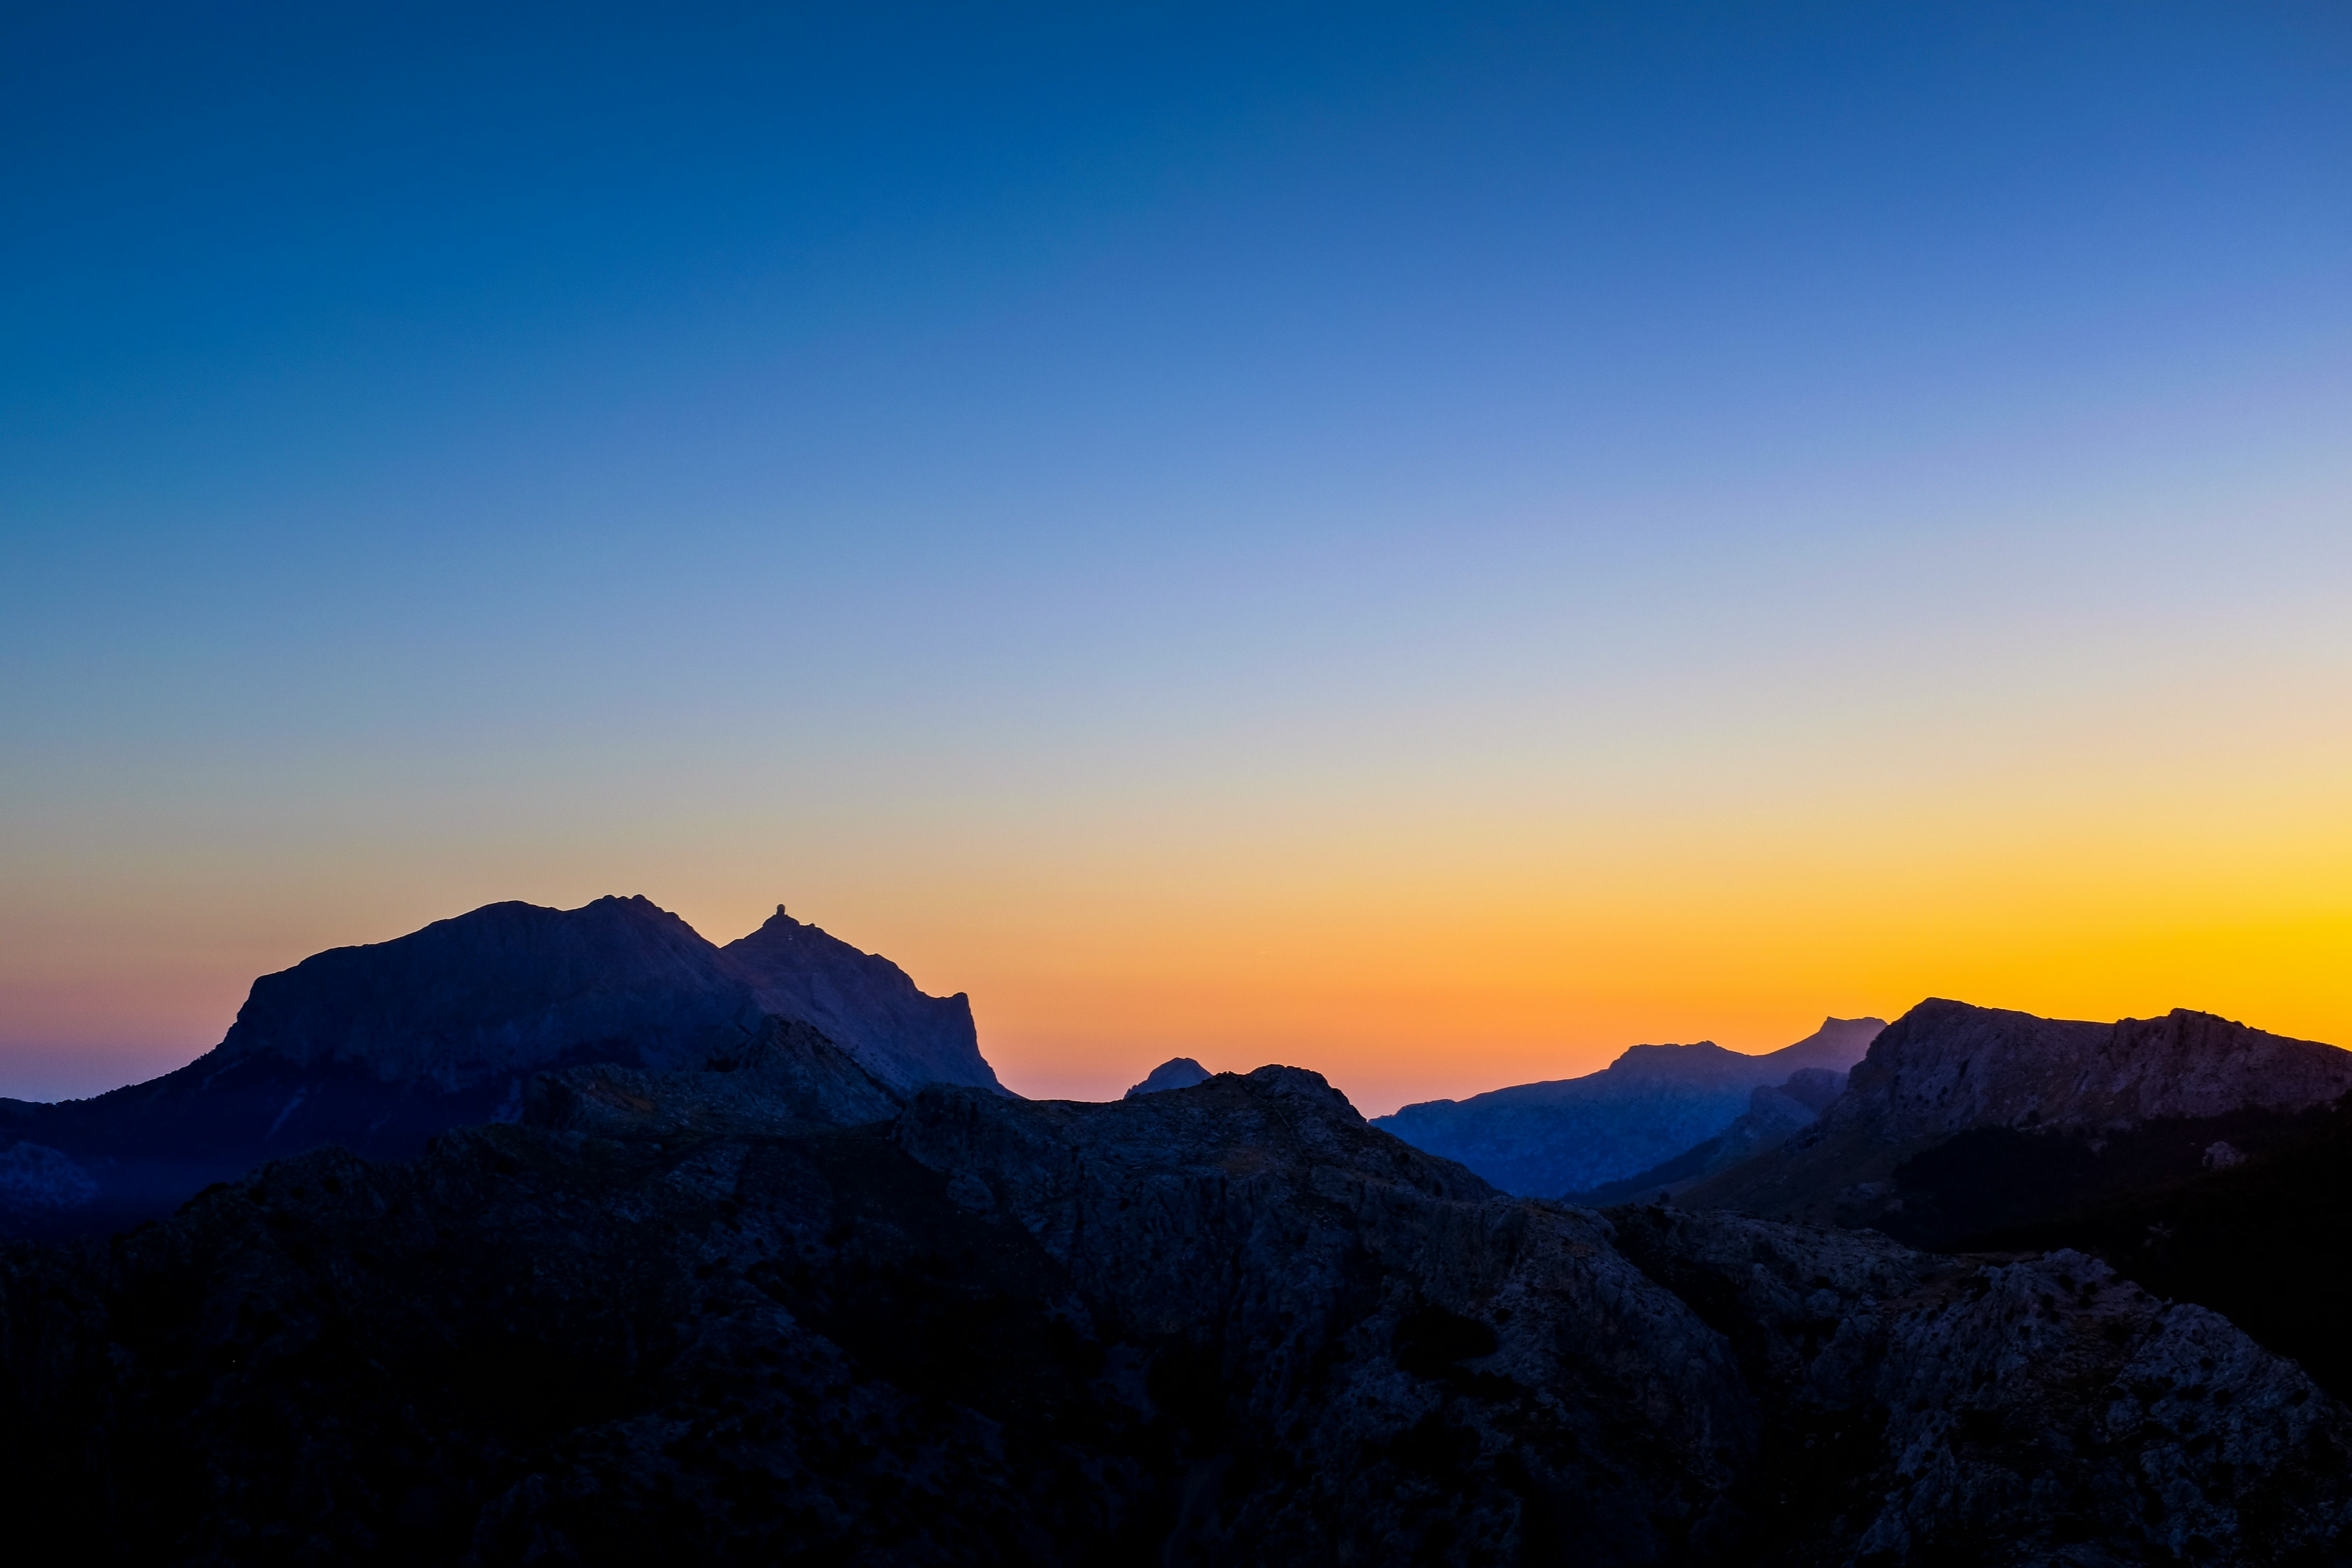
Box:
[1374,1018,1883,1195]
[0,896,996,1240]
[1125,1057,1210,1097]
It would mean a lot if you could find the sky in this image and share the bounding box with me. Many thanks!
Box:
[4,2,2349,1114]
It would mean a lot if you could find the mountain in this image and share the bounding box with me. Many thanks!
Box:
[1126,1057,1211,1097]
[1680,999,2352,1245]
[0,895,995,1240]
[1373,1017,1883,1195]
[1564,1067,1848,1206]
[721,905,1002,1094]
[2,1058,2343,1564]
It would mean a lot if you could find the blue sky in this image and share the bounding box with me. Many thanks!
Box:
[5,3,2350,1107]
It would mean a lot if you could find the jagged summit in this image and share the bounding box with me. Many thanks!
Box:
[721,905,1000,1094]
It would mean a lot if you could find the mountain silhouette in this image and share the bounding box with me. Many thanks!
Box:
[1682,999,2352,1243]
[0,895,996,1240]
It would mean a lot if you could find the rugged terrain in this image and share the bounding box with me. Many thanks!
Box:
[3,1057,2345,1565]
[1375,1018,1883,1195]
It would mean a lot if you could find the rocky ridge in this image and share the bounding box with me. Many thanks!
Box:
[1683,1001,2352,1239]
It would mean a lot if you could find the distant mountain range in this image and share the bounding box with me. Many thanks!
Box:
[1372,1017,1885,1195]
[0,895,997,1240]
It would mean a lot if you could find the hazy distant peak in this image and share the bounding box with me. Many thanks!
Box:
[1372,1015,1885,1195]
[1126,1058,1212,1098]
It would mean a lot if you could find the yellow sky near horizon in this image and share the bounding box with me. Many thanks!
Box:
[5,742,2345,1116]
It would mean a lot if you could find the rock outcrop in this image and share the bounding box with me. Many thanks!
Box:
[2,1058,2342,1564]
[721,905,1002,1094]
[1375,1018,1883,1195]
[1682,1001,2352,1242]
[1124,1057,1211,1098]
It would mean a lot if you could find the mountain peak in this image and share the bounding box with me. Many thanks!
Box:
[721,907,1000,1094]
[1126,1057,1211,1098]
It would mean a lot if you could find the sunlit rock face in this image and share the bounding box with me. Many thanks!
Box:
[1374,1018,1884,1196]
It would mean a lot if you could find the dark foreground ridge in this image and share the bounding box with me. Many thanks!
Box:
[4,1060,2345,1565]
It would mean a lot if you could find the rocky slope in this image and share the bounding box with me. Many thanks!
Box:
[2,1057,2343,1565]
[1565,1067,1847,1205]
[1374,1017,1883,1195]
[1682,1000,2352,1244]
[0,896,996,1241]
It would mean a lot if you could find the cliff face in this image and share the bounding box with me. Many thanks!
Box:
[2,1060,2342,1565]
[1682,1001,2352,1239]
[0,896,1000,1241]
[721,906,1002,1093]
[1374,1018,1883,1196]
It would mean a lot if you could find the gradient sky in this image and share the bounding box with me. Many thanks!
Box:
[5,2,2349,1113]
